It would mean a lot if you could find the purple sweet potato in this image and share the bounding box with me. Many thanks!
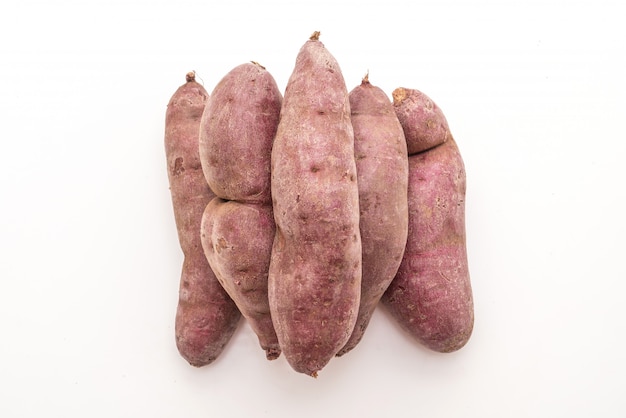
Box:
[199,62,281,204]
[269,32,362,377]
[201,199,279,359]
[198,62,283,359]
[164,72,241,366]
[392,87,452,155]
[382,135,474,353]
[336,75,409,356]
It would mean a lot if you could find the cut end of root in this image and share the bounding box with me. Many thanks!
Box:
[309,31,321,41]
[361,71,370,85]
[265,348,281,360]
[251,60,266,70]
[185,71,196,83]
[392,87,408,105]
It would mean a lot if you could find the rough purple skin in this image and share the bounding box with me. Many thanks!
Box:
[336,77,409,356]
[269,32,362,377]
[199,62,282,204]
[392,88,452,155]
[381,138,474,353]
[201,198,280,360]
[198,63,283,359]
[165,72,241,367]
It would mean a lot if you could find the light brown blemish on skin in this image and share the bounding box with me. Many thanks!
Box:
[172,157,185,176]
[392,87,408,105]
[215,237,229,254]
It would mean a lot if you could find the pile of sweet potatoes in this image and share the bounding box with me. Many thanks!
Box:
[164,32,474,377]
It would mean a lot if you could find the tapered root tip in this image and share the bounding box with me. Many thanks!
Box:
[362,71,370,85]
[309,31,321,41]
[265,348,281,360]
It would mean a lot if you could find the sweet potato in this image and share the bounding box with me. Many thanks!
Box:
[164,72,241,366]
[336,75,409,356]
[199,62,280,204]
[198,63,283,359]
[201,199,279,359]
[381,135,474,353]
[391,87,452,154]
[269,32,362,377]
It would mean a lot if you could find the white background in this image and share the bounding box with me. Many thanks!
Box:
[1,0,625,416]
